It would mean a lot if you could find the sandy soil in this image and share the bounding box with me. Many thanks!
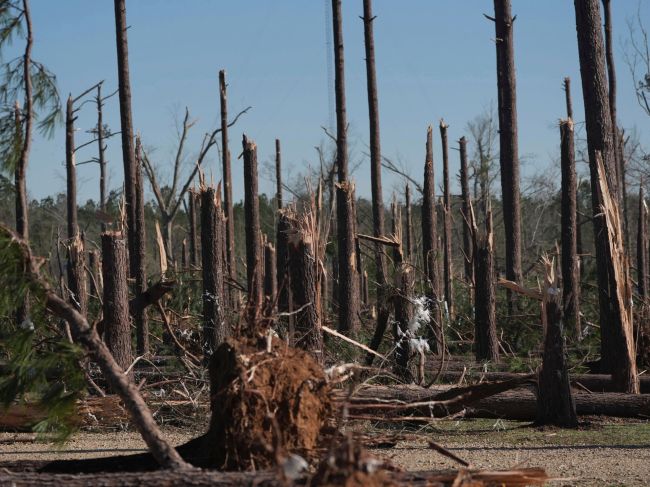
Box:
[1,419,648,486]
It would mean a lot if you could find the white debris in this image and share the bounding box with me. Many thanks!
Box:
[408,296,430,333]
[280,453,308,479]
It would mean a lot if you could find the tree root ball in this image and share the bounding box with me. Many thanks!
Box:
[205,336,332,470]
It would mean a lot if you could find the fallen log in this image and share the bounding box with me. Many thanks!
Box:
[344,384,650,420]
[435,370,650,393]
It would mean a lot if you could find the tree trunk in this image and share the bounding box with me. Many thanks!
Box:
[96,84,108,232]
[560,119,581,337]
[422,126,442,353]
[331,0,359,335]
[440,121,454,320]
[638,186,649,299]
[473,208,499,362]
[65,96,78,240]
[404,184,413,261]
[459,136,474,286]
[276,209,291,315]
[493,0,523,292]
[564,77,583,267]
[219,70,237,305]
[573,0,638,393]
[394,263,414,382]
[101,232,133,380]
[242,135,263,329]
[288,221,323,363]
[188,190,198,268]
[200,186,227,359]
[67,235,88,318]
[264,240,277,315]
[275,139,283,211]
[563,77,574,119]
[133,138,148,355]
[88,249,103,300]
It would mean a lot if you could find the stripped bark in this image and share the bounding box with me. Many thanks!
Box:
[200,186,227,358]
[492,0,523,291]
[422,126,442,352]
[560,119,581,337]
[242,135,263,328]
[459,136,474,286]
[219,70,236,303]
[331,0,359,335]
[440,120,454,320]
[101,232,133,380]
[67,235,87,318]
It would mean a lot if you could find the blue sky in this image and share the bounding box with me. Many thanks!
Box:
[19,0,650,204]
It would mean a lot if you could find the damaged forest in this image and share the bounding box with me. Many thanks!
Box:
[2,0,650,486]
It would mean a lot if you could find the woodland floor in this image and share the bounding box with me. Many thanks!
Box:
[0,418,648,486]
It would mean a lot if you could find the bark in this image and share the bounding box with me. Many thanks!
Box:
[96,84,107,231]
[263,240,277,315]
[563,77,574,119]
[101,232,133,380]
[65,96,78,240]
[288,223,323,362]
[219,70,237,302]
[275,139,282,211]
[537,280,578,427]
[242,135,263,329]
[67,235,88,318]
[637,186,649,298]
[422,126,442,352]
[493,0,523,288]
[560,119,581,337]
[188,190,198,267]
[564,78,583,266]
[459,136,474,285]
[405,184,413,261]
[574,0,638,392]
[440,121,454,320]
[276,210,291,314]
[133,138,148,355]
[331,0,359,335]
[394,263,414,381]
[200,187,227,358]
[473,210,499,362]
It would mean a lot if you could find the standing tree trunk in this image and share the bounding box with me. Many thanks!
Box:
[264,240,277,315]
[188,190,199,267]
[288,216,323,363]
[560,119,581,337]
[242,135,263,329]
[637,186,649,299]
[422,126,442,352]
[219,70,237,304]
[440,120,454,320]
[102,232,133,380]
[394,262,414,382]
[200,186,227,359]
[537,261,578,427]
[134,138,148,355]
[96,84,108,232]
[574,0,638,393]
[563,77,574,119]
[492,0,523,293]
[459,136,474,286]
[405,184,413,261]
[275,140,290,314]
[65,96,78,240]
[331,0,359,335]
[473,207,499,362]
[564,77,583,266]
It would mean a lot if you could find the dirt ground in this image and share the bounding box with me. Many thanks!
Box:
[1,418,648,486]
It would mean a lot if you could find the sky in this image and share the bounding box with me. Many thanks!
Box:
[15,0,650,205]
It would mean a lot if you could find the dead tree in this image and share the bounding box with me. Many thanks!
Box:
[490,0,523,294]
[65,96,78,240]
[472,205,499,362]
[394,263,414,382]
[264,240,277,314]
[331,0,359,335]
[288,218,323,363]
[440,120,454,320]
[459,136,474,285]
[537,258,578,427]
[200,186,227,358]
[637,186,649,298]
[95,84,108,230]
[405,184,413,261]
[275,139,290,314]
[88,249,102,299]
[563,77,574,119]
[220,70,237,302]
[102,232,133,380]
[422,126,442,352]
[242,135,263,328]
[188,190,199,267]
[560,119,581,337]
[134,138,148,355]
[564,77,583,265]
[574,0,638,392]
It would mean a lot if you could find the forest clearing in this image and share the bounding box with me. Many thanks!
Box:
[1,0,650,486]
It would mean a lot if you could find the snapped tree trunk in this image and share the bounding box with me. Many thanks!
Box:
[134,138,148,355]
[473,208,499,362]
[65,96,78,241]
[219,70,237,304]
[492,0,523,292]
[440,121,454,320]
[405,183,414,261]
[188,190,199,268]
[331,0,359,335]
[459,136,474,286]
[563,77,574,119]
[537,264,578,427]
[275,140,290,314]
[422,126,442,353]
[242,135,263,329]
[560,119,581,337]
[102,232,133,381]
[264,240,277,315]
[96,84,108,231]
[573,0,638,393]
[67,235,88,318]
[394,263,414,382]
[200,186,227,359]
[637,186,649,299]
